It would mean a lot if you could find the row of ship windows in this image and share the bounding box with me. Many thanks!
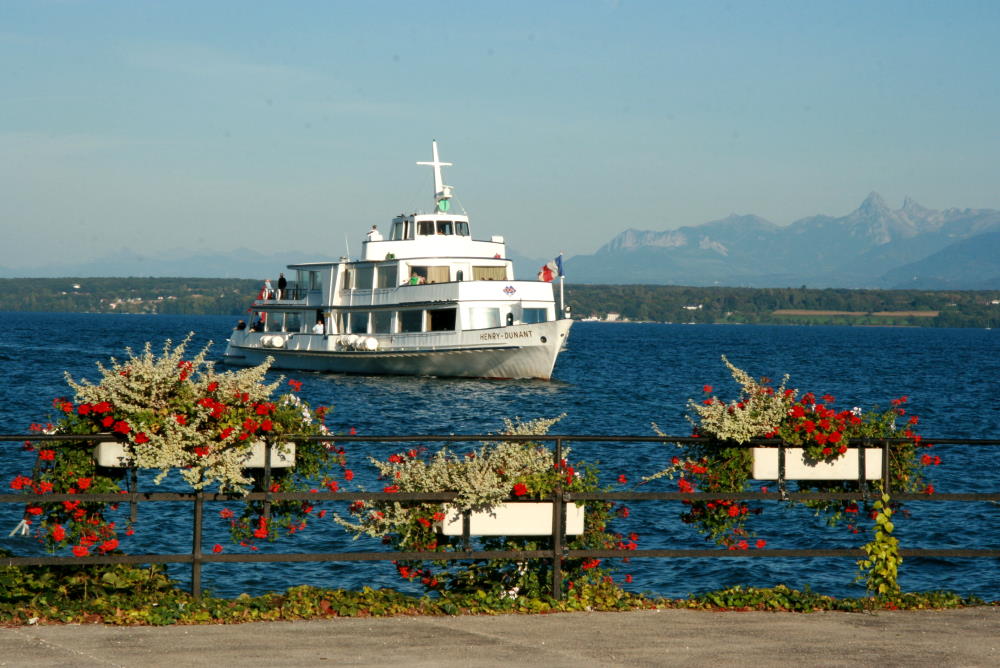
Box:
[345,264,507,290]
[390,220,471,240]
[254,307,550,335]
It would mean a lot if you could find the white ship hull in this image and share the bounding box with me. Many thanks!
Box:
[223,319,571,380]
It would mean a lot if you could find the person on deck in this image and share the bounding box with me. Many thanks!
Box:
[277,273,287,299]
[366,225,383,242]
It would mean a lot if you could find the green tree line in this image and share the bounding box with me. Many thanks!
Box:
[565,285,1000,328]
[0,278,260,315]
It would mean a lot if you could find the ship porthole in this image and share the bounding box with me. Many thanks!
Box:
[540,336,547,343]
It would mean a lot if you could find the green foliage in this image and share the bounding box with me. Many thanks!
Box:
[683,585,982,612]
[857,492,902,597]
[0,558,987,625]
[687,585,841,611]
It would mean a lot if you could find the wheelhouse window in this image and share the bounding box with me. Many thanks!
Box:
[376,264,398,288]
[265,313,283,332]
[399,310,423,333]
[466,307,501,329]
[372,311,392,333]
[417,220,435,236]
[297,270,320,291]
[407,265,449,284]
[472,265,506,281]
[285,312,303,332]
[428,308,456,332]
[522,308,548,324]
[354,265,374,290]
[427,266,449,283]
[349,311,370,334]
[436,221,453,235]
[391,220,412,240]
[455,221,469,236]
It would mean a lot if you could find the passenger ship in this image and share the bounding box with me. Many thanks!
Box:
[223,141,572,380]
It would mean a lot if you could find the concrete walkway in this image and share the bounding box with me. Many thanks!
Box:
[2,607,999,667]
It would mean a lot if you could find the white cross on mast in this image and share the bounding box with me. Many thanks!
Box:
[417,140,454,212]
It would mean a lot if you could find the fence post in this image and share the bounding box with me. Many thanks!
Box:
[263,440,273,521]
[881,438,891,493]
[858,439,868,498]
[191,490,204,598]
[551,436,564,600]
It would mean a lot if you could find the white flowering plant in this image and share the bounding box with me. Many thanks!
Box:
[12,335,347,556]
[337,416,635,598]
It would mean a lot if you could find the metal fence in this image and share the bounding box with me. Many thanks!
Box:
[3,433,1000,599]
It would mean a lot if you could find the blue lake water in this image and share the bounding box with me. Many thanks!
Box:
[1,311,998,600]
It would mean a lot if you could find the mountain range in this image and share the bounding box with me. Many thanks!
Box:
[556,193,1000,289]
[5,194,999,289]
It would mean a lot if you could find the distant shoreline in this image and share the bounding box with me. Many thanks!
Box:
[1,277,997,329]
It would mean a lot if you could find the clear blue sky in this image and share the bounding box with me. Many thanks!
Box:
[3,1,999,271]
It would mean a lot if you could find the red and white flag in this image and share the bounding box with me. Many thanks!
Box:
[537,255,564,282]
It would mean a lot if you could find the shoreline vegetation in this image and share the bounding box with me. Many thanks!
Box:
[0,278,997,328]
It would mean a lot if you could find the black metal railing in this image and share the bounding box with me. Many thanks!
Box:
[3,433,1000,599]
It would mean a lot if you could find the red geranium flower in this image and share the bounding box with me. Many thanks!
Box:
[512,482,529,496]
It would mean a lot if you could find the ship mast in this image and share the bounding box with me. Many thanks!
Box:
[417,140,454,213]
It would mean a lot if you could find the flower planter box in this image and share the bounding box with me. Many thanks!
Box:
[437,502,585,536]
[93,441,295,469]
[751,446,883,481]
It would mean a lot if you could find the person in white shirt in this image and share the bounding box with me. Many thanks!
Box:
[366,225,383,241]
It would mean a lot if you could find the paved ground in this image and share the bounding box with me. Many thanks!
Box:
[2,607,999,667]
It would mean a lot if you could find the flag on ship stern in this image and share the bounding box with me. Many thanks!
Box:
[537,254,564,282]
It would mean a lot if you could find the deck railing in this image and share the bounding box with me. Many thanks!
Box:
[2,433,999,599]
